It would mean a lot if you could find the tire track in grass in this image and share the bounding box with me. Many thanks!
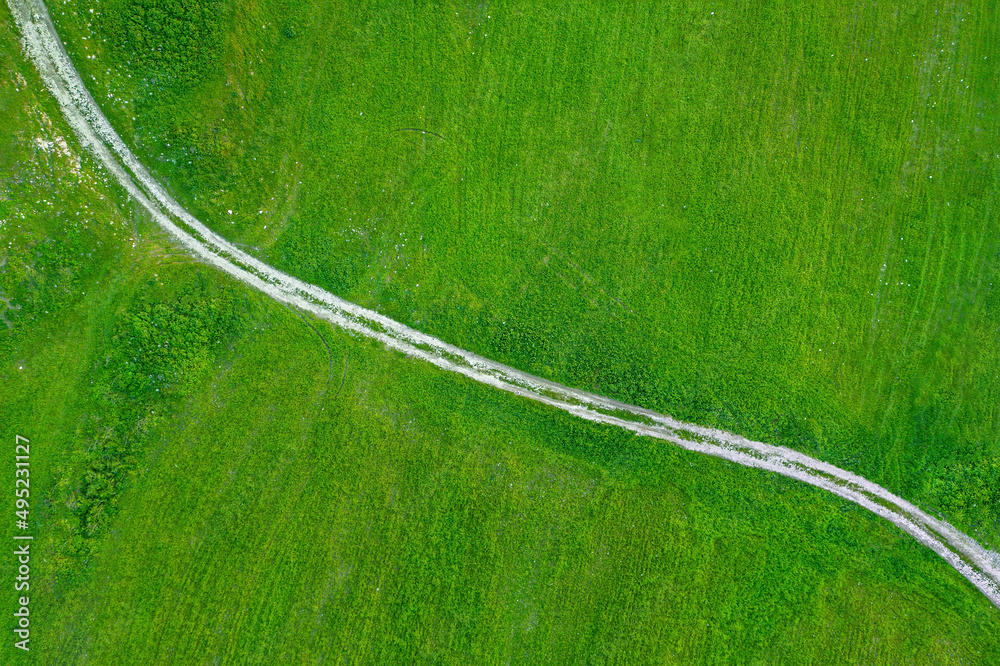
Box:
[9,0,1000,610]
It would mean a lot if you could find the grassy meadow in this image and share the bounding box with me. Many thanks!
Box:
[1,0,999,663]
[49,0,1000,547]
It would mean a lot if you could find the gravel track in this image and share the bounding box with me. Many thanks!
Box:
[10,0,1000,610]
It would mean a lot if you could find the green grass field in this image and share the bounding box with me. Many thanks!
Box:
[2,0,1000,662]
[49,0,1000,545]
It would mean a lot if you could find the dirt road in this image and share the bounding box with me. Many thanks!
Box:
[9,0,1000,610]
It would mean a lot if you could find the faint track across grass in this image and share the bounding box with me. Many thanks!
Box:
[9,0,1000,610]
